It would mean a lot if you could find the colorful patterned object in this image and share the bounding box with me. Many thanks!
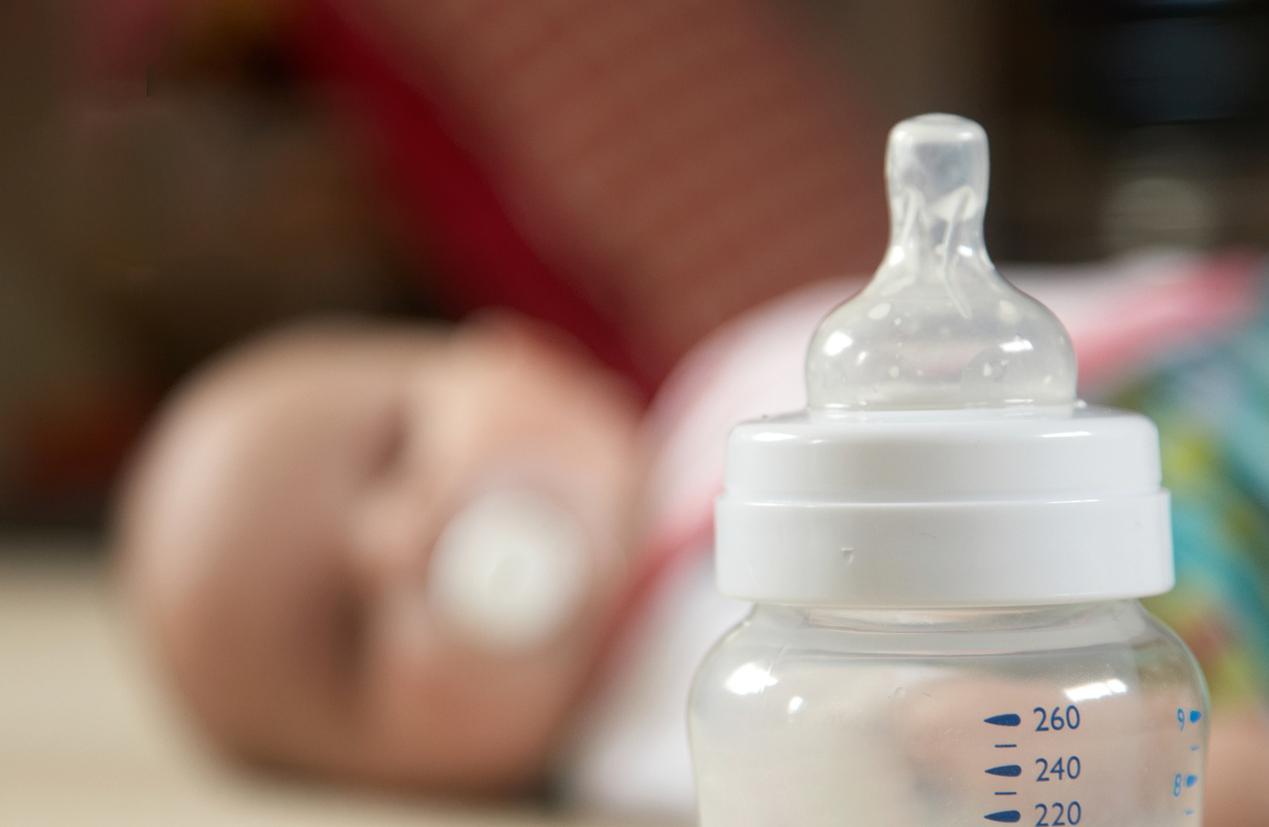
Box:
[1122,270,1269,706]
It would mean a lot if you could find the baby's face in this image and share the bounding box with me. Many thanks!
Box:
[118,319,643,791]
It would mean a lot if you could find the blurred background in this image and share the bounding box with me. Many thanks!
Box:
[5,0,1268,528]
[1,1,1267,824]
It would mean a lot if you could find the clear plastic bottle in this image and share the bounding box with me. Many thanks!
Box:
[691,602,1206,826]
[689,115,1208,826]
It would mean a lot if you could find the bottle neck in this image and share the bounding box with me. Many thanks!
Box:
[758,600,1144,634]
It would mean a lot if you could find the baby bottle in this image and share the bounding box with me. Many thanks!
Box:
[689,114,1208,826]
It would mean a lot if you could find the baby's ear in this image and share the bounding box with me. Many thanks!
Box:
[461,309,591,364]
[460,310,645,415]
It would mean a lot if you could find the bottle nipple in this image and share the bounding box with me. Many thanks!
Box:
[806,114,1076,410]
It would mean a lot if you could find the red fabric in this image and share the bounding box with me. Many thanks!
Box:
[288,0,656,394]
[322,1,881,373]
[78,0,882,396]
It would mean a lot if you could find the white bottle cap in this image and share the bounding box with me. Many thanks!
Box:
[715,114,1173,607]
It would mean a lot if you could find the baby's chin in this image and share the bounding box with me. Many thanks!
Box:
[116,319,645,793]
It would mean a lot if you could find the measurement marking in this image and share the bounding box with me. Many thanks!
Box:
[1189,744,1200,752]
[1186,774,1198,788]
[1185,809,1195,816]
[994,791,1018,796]
[986,764,1023,777]
[984,810,1021,823]
[985,713,1021,727]
[994,743,1017,749]
[1189,709,1202,723]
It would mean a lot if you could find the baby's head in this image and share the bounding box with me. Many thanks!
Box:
[117,318,643,792]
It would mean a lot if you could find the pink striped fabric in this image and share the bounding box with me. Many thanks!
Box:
[351,0,885,367]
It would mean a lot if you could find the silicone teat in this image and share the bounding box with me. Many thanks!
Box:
[806,114,1076,410]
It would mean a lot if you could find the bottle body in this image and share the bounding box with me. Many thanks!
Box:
[689,600,1207,827]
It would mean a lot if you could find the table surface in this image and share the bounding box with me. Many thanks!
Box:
[0,542,679,827]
